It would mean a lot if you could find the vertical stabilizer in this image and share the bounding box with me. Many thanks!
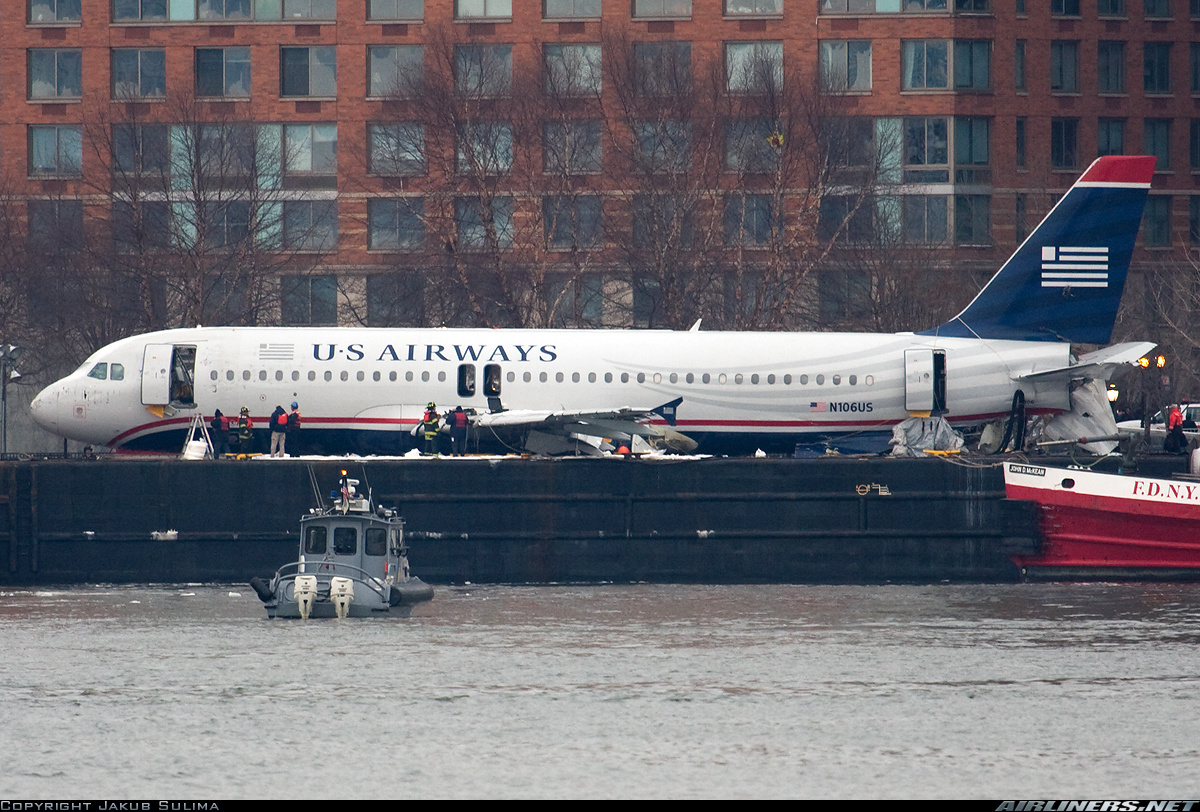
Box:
[921,155,1156,343]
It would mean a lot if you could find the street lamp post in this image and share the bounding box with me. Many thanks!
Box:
[0,344,24,457]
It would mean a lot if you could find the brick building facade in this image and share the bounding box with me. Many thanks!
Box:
[4,0,1197,334]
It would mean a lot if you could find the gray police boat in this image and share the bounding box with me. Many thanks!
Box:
[250,471,434,619]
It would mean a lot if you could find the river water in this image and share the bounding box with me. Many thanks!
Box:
[2,583,1200,799]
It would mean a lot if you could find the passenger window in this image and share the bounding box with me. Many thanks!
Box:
[365,528,387,556]
[111,364,124,381]
[458,364,476,397]
[87,363,107,380]
[334,527,357,555]
[305,526,327,555]
[484,364,502,396]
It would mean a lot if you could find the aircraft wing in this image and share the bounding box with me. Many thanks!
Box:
[473,398,683,437]
[1014,341,1157,384]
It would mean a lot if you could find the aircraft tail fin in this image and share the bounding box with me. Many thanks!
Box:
[920,155,1156,344]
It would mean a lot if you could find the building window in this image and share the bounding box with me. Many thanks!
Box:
[956,0,990,9]
[113,0,168,20]
[456,122,513,174]
[1144,43,1172,94]
[454,197,514,251]
[455,0,511,19]
[954,195,990,246]
[195,47,250,98]
[903,117,949,183]
[1192,43,1200,93]
[28,125,82,177]
[726,42,783,95]
[113,200,171,253]
[822,0,876,10]
[366,274,424,327]
[1051,42,1079,93]
[282,201,338,251]
[724,194,774,247]
[369,123,425,176]
[901,41,989,91]
[368,198,425,251]
[196,124,256,181]
[633,194,692,249]
[726,118,780,173]
[29,0,80,23]
[1099,118,1126,156]
[112,124,169,176]
[634,0,691,17]
[543,196,603,250]
[1015,117,1026,168]
[901,41,946,90]
[1099,0,1125,15]
[28,200,82,249]
[29,49,82,100]
[112,49,166,100]
[635,120,691,173]
[820,40,871,92]
[1051,0,1080,15]
[456,44,512,98]
[1051,118,1079,169]
[282,275,338,325]
[902,196,948,245]
[545,44,602,97]
[1098,42,1126,94]
[368,45,423,98]
[818,196,874,244]
[198,0,251,20]
[546,274,603,326]
[954,41,990,90]
[1015,40,1026,91]
[284,123,337,178]
[1191,119,1200,169]
[369,0,424,20]
[725,0,782,15]
[1191,196,1200,243]
[1145,119,1171,170]
[1144,0,1171,19]
[543,120,602,174]
[635,42,692,97]
[544,0,601,18]
[954,117,989,178]
[274,0,336,18]
[1142,196,1170,246]
[281,47,336,98]
[196,200,248,249]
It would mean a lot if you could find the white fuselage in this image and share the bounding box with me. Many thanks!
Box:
[30,326,1073,452]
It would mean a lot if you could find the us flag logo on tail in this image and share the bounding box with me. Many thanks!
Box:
[1040,246,1109,288]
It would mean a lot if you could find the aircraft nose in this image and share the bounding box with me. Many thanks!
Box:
[30,383,64,434]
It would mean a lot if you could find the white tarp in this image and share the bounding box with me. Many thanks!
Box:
[889,416,965,457]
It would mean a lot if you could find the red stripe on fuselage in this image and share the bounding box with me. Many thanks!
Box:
[107,409,1054,447]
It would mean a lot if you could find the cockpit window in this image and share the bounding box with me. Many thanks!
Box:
[111,363,125,381]
[87,363,107,380]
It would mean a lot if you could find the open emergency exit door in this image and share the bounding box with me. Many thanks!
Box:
[904,349,947,415]
[142,344,197,407]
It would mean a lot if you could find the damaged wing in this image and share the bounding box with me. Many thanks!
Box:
[472,398,695,452]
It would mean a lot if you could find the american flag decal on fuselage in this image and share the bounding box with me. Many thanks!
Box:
[1040,246,1109,288]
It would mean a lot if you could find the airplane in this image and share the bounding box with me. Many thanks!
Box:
[29,155,1158,457]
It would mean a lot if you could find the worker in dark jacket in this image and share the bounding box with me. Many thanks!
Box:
[269,405,287,457]
[286,401,301,454]
[209,409,229,457]
[450,406,469,456]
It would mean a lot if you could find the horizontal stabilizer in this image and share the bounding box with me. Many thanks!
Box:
[1015,341,1156,384]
